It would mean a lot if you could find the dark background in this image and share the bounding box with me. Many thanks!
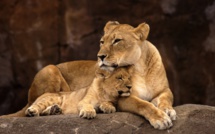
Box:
[0,0,215,115]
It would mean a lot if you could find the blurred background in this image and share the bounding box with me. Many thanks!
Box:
[0,0,214,115]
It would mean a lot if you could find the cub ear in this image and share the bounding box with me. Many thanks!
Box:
[122,65,134,75]
[104,21,120,33]
[133,22,150,41]
[127,65,134,74]
[95,69,111,78]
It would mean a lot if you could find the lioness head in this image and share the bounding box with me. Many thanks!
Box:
[97,21,150,68]
[96,66,133,98]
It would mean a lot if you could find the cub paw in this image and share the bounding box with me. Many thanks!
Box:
[50,105,62,115]
[79,107,96,119]
[42,104,62,115]
[148,109,173,130]
[25,107,39,117]
[99,103,116,113]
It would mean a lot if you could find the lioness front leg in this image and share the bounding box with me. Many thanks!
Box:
[99,102,116,113]
[118,95,172,130]
[151,89,176,121]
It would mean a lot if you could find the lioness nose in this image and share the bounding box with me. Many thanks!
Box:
[98,55,107,61]
[126,85,132,90]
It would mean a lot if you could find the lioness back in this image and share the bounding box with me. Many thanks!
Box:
[56,60,98,91]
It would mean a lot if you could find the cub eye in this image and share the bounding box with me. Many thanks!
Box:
[113,38,122,44]
[116,76,123,80]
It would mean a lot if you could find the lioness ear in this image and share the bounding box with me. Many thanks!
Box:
[95,69,111,78]
[134,22,150,41]
[104,21,120,33]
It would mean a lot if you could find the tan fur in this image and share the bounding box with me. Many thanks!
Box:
[25,67,132,119]
[2,21,176,130]
[0,61,97,118]
[98,21,176,130]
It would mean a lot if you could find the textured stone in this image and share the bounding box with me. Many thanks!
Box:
[0,0,63,115]
[0,104,214,134]
[0,0,215,115]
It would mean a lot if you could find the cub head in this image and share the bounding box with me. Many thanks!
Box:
[95,66,133,98]
[97,21,150,68]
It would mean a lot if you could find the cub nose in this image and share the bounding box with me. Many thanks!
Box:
[118,90,123,95]
[98,55,107,61]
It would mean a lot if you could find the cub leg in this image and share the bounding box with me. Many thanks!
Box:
[77,88,98,119]
[99,102,116,113]
[78,102,96,119]
[151,89,176,121]
[78,94,97,119]
[118,95,172,130]
[25,93,62,117]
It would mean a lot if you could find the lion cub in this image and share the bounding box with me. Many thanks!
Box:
[25,66,132,118]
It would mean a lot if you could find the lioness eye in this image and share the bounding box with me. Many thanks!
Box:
[113,38,122,44]
[100,40,104,44]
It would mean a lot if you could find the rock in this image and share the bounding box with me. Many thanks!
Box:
[0,0,215,115]
[0,104,214,134]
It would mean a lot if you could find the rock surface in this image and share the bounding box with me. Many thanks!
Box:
[0,104,214,134]
[0,0,215,115]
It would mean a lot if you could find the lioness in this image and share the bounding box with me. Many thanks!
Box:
[2,21,176,130]
[25,67,132,118]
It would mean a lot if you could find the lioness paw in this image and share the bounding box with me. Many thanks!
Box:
[159,107,177,121]
[99,103,116,113]
[25,107,39,117]
[148,109,173,130]
[79,108,96,119]
[164,108,177,121]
